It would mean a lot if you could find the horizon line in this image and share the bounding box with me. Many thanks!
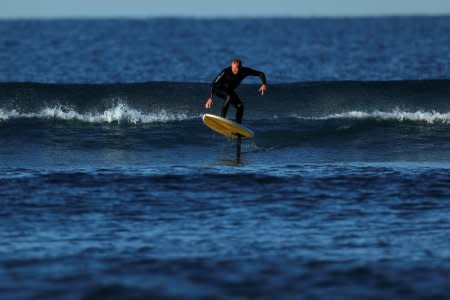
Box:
[0,13,449,20]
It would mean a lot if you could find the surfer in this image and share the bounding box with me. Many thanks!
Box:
[205,58,267,124]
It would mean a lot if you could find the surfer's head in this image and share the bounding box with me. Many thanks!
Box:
[231,58,242,75]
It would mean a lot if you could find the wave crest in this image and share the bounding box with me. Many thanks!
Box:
[293,110,450,124]
[0,103,195,124]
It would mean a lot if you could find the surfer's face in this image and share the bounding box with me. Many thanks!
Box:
[231,62,241,75]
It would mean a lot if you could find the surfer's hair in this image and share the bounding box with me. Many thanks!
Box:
[231,58,242,67]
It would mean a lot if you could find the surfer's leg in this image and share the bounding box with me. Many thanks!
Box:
[229,91,244,124]
[215,88,243,123]
[235,101,244,124]
[214,88,231,119]
[221,95,232,118]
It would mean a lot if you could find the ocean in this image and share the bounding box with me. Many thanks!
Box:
[1,17,450,299]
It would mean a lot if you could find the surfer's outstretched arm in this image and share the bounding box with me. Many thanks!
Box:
[245,68,266,85]
[244,67,267,95]
[205,69,226,109]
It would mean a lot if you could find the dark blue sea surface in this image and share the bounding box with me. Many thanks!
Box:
[1,17,450,300]
[0,17,449,83]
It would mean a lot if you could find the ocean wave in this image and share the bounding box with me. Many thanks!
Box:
[1,80,450,121]
[0,103,196,124]
[293,110,450,124]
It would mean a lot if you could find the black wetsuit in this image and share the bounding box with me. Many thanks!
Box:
[209,66,266,123]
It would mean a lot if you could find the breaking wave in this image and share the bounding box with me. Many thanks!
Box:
[293,110,450,124]
[1,80,450,125]
[0,103,196,124]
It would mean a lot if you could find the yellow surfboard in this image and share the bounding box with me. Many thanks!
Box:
[202,114,254,139]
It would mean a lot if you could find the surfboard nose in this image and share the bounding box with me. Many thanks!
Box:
[202,114,254,139]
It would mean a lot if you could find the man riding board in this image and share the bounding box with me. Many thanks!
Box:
[205,58,267,124]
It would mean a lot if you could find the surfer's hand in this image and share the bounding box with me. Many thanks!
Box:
[205,98,213,109]
[259,84,267,95]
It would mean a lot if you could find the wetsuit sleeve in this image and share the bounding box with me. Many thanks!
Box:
[245,68,267,85]
[209,69,226,99]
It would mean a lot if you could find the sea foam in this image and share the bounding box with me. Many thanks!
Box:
[294,110,450,124]
[0,103,194,124]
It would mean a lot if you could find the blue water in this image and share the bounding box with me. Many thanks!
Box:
[1,17,450,299]
[1,17,449,83]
